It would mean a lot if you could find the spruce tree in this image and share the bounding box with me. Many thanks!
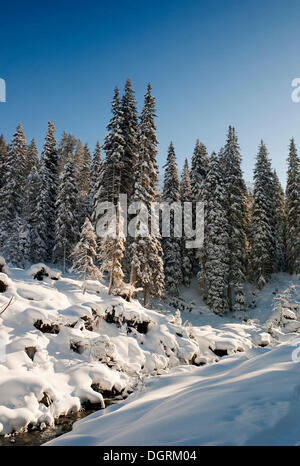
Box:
[54,160,79,271]
[249,141,276,288]
[286,138,300,274]
[70,217,100,294]
[222,126,246,310]
[203,152,229,314]
[0,134,7,190]
[23,166,41,263]
[26,138,39,175]
[58,131,77,174]
[180,158,193,287]
[162,142,182,295]
[38,121,59,261]
[89,141,102,215]
[272,170,287,273]
[0,124,27,259]
[129,84,164,304]
[120,78,139,199]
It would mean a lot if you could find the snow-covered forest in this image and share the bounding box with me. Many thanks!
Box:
[1,78,300,446]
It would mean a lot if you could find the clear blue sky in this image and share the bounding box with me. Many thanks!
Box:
[1,0,300,186]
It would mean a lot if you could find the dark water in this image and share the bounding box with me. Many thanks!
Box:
[0,399,118,446]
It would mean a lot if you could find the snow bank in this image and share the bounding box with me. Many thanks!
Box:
[47,343,300,446]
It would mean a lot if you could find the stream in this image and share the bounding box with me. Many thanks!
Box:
[0,399,119,446]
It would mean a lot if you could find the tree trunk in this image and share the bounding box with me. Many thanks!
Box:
[143,286,148,306]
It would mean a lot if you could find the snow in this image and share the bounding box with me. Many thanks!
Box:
[1,264,300,445]
[46,273,300,446]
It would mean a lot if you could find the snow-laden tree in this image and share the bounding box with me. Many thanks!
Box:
[70,217,100,294]
[0,134,7,190]
[0,124,27,258]
[58,131,77,174]
[180,158,193,287]
[89,141,102,213]
[120,78,139,199]
[54,160,79,271]
[249,141,276,288]
[162,142,182,295]
[26,138,39,175]
[22,165,41,263]
[129,84,164,304]
[38,121,59,261]
[202,152,229,314]
[74,141,91,200]
[98,203,126,295]
[286,138,300,274]
[190,139,209,201]
[222,126,246,310]
[190,140,209,271]
[272,170,287,273]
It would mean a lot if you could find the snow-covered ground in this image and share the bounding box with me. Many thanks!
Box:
[0,260,299,445]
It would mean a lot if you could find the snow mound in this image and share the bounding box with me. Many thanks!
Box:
[27,264,61,281]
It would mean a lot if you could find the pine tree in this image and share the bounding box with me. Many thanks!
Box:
[180,158,193,287]
[38,121,59,261]
[58,131,77,174]
[286,138,300,274]
[70,217,100,294]
[26,138,39,175]
[249,141,276,288]
[222,126,246,310]
[89,141,102,215]
[272,170,287,273]
[0,134,7,190]
[120,78,139,199]
[98,203,125,295]
[162,142,182,295]
[22,166,41,263]
[0,124,27,260]
[129,84,164,304]
[54,160,79,271]
[202,152,229,314]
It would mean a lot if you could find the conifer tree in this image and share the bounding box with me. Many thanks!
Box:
[0,134,7,190]
[58,131,77,174]
[249,141,276,288]
[129,84,164,304]
[54,160,79,271]
[98,203,125,295]
[272,170,287,273]
[202,152,229,314]
[180,158,193,286]
[0,124,27,258]
[286,138,300,274]
[222,126,246,309]
[120,78,139,199]
[162,142,182,295]
[38,121,59,261]
[89,141,102,214]
[26,138,39,175]
[22,166,41,263]
[70,217,100,294]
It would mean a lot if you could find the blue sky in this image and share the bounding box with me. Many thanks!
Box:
[1,0,300,185]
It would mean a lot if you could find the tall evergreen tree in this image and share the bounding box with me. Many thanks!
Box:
[0,124,27,260]
[58,131,77,174]
[54,160,79,271]
[22,166,41,263]
[89,141,102,214]
[26,138,39,175]
[286,138,300,274]
[272,170,287,273]
[202,152,229,314]
[249,141,276,288]
[120,78,139,199]
[222,126,246,310]
[129,84,164,304]
[180,158,193,286]
[0,134,7,190]
[38,121,59,261]
[70,217,100,294]
[162,142,182,295]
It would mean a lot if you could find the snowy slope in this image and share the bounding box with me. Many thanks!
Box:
[47,343,300,446]
[46,274,300,446]
[0,261,250,436]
